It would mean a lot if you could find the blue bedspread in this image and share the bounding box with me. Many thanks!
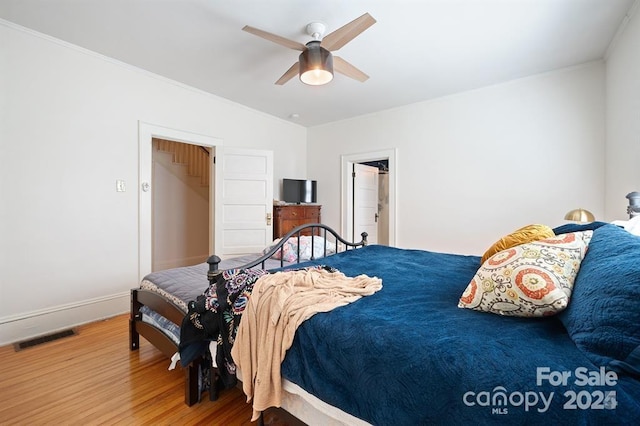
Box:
[281,237,640,424]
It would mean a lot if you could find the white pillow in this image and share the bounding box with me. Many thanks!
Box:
[611,215,640,236]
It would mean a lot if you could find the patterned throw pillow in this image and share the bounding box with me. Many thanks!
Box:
[265,236,337,262]
[481,224,555,263]
[459,231,593,317]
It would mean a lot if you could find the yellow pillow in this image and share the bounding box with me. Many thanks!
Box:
[481,224,555,263]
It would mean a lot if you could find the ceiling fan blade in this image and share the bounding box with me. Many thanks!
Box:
[275,62,300,85]
[333,56,369,82]
[321,13,376,51]
[242,25,306,51]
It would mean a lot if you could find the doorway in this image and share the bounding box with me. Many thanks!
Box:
[341,149,397,246]
[138,122,221,281]
[151,139,211,271]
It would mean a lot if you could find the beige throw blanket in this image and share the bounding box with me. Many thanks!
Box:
[231,267,383,421]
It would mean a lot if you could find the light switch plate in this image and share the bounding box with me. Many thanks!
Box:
[116,179,126,192]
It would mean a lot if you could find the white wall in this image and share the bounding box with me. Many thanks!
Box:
[605,3,640,220]
[0,22,306,344]
[308,63,606,255]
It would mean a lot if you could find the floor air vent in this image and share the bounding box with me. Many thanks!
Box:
[14,328,77,351]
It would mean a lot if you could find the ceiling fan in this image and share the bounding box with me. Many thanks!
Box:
[242,13,376,86]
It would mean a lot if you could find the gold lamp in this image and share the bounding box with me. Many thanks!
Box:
[564,208,595,223]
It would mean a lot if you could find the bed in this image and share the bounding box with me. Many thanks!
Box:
[129,223,368,406]
[131,221,640,424]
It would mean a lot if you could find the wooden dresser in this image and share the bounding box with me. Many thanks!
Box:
[273,204,321,239]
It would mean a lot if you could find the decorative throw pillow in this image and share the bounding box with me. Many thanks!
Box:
[264,236,337,262]
[459,231,593,317]
[481,224,555,263]
[263,238,297,262]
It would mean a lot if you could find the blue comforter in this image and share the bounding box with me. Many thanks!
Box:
[281,226,640,425]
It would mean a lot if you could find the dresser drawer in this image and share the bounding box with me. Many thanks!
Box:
[273,205,322,239]
[304,207,320,220]
[280,220,304,236]
[276,206,305,219]
[280,220,322,237]
[275,205,320,219]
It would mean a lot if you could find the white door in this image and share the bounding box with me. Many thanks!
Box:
[353,163,379,244]
[214,147,273,256]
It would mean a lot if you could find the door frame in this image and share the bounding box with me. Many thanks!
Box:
[138,121,222,281]
[341,148,397,246]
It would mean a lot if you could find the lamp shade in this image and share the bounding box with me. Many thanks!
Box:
[299,41,333,86]
[564,208,595,223]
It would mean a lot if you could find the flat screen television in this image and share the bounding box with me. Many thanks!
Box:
[282,178,317,204]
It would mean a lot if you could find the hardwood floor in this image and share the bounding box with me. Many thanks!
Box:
[0,314,266,425]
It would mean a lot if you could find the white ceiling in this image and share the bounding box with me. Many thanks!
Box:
[1,0,636,127]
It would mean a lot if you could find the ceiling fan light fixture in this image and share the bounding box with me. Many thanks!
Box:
[299,41,333,86]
